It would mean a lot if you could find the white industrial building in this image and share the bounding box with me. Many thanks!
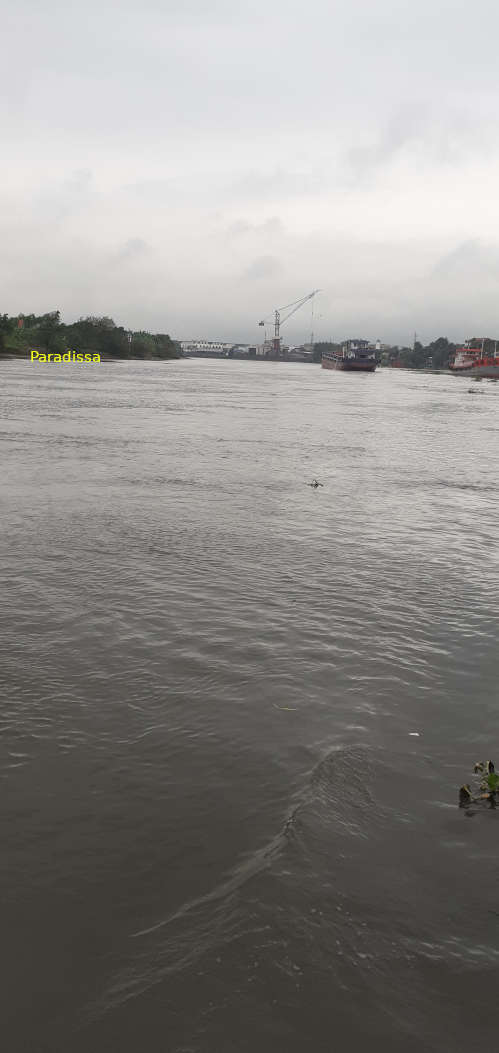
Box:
[180,340,234,353]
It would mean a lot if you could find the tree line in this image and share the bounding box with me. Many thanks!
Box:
[0,311,180,359]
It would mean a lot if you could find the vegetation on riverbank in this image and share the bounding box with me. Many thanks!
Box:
[0,311,180,360]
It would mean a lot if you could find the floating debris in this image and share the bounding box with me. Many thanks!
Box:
[459,761,498,810]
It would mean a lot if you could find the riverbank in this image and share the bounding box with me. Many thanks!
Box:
[0,311,181,361]
[0,347,181,362]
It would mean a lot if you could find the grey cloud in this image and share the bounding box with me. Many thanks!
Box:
[2,0,499,344]
[242,256,283,281]
[227,220,252,237]
[123,179,182,203]
[115,238,152,262]
[261,217,284,236]
[231,169,325,201]
[31,169,95,225]
[343,103,483,185]
[227,216,284,238]
[432,240,499,280]
[345,105,429,182]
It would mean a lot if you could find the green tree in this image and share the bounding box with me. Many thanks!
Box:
[37,310,63,353]
[427,336,455,369]
[82,315,116,330]
[1,307,182,359]
[64,316,129,357]
[152,333,180,359]
[129,331,155,358]
[0,313,14,352]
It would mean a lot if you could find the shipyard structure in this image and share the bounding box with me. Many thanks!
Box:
[180,340,315,361]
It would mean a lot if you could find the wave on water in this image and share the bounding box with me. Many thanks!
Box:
[76,742,499,1051]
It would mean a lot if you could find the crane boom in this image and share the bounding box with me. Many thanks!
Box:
[258,289,320,355]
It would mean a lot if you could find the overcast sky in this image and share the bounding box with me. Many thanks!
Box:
[2,0,499,345]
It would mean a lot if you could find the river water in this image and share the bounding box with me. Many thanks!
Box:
[1,358,499,1052]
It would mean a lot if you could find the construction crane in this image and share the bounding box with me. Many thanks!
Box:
[258,289,320,356]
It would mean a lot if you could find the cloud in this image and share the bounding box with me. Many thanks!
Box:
[31,169,96,225]
[343,103,486,187]
[227,216,284,238]
[115,237,152,262]
[432,240,499,280]
[242,256,283,281]
[2,0,499,343]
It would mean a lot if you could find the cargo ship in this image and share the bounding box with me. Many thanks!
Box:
[449,342,499,379]
[322,340,379,372]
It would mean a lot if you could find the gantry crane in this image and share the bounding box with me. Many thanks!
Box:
[258,289,320,356]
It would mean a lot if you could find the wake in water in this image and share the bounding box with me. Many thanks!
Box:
[76,743,499,1052]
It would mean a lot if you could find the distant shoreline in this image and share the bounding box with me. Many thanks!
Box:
[0,348,456,374]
